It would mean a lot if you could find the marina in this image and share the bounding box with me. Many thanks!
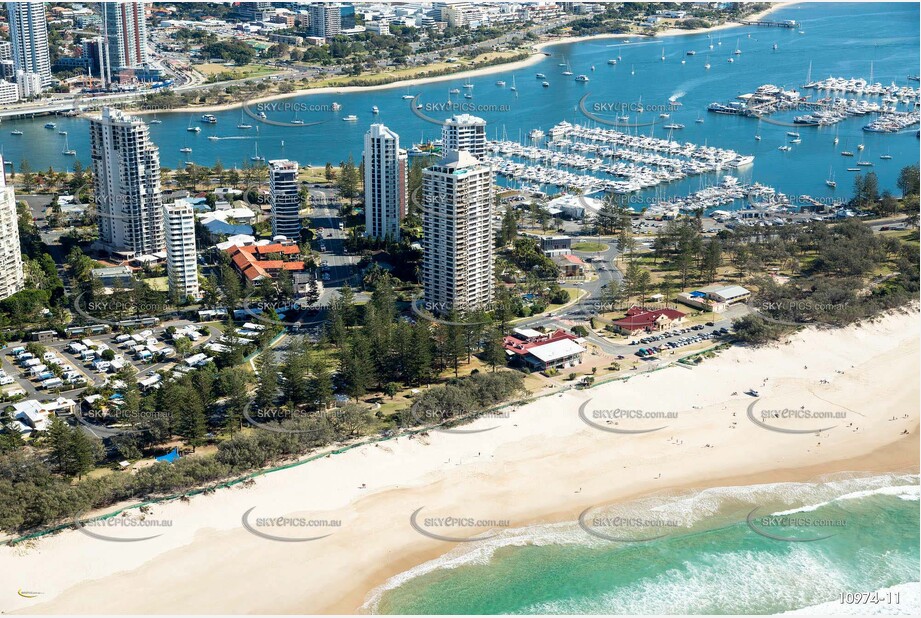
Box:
[0,2,916,202]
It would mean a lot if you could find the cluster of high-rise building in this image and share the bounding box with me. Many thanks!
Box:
[0,2,51,103]
[362,114,495,314]
[1,1,154,104]
[89,107,199,301]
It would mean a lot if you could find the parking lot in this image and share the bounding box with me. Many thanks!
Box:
[632,325,731,358]
[1,321,222,401]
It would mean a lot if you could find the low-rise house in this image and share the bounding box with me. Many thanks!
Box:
[611,306,687,336]
[503,328,586,371]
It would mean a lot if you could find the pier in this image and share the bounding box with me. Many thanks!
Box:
[740,19,798,28]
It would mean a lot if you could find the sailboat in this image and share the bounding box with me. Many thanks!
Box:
[704,56,711,70]
[880,148,893,160]
[250,141,264,162]
[149,114,162,124]
[660,47,665,61]
[237,108,252,129]
[61,136,76,156]
[291,109,305,125]
[826,167,836,188]
[562,62,573,76]
[463,80,474,89]
[833,126,839,145]
[630,65,635,76]
[734,38,742,55]
[187,117,200,133]
[695,114,704,124]
[509,76,517,92]
[754,119,762,141]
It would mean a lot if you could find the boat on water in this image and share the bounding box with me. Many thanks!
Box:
[704,61,711,70]
[686,50,696,56]
[826,168,836,188]
[857,143,865,150]
[790,138,802,144]
[529,129,544,141]
[734,39,742,55]
[575,74,589,82]
[663,123,685,130]
[149,118,162,124]
[786,131,800,138]
[408,140,442,158]
[401,94,415,99]
[847,167,860,171]
[44,122,56,129]
[542,81,550,88]
[880,153,893,160]
[201,114,217,124]
[180,147,192,153]
[535,73,546,78]
[772,43,778,50]
[562,62,573,76]
[856,160,873,167]
[463,81,473,89]
[496,80,505,87]
[449,88,460,94]
[464,93,473,99]
[58,130,67,135]
[728,58,734,63]
[607,59,617,65]
[10,130,22,135]
[237,109,252,129]
[61,136,75,156]
[659,113,670,118]
[510,77,517,92]
[250,143,263,161]
[695,115,704,124]
[342,115,358,121]
[778,145,791,151]
[371,106,379,114]
[258,111,267,119]
[841,151,854,156]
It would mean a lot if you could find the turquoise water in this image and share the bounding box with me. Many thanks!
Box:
[1,3,918,202]
[369,474,919,614]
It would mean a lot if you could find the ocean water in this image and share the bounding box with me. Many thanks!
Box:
[1,2,918,202]
[367,474,920,615]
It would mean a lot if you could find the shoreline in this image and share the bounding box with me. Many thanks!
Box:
[358,450,919,615]
[2,308,917,615]
[133,2,796,116]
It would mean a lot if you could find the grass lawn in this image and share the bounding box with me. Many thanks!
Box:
[144,276,169,292]
[572,241,608,252]
[196,62,281,80]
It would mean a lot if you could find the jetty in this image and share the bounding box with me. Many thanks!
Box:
[739,19,797,28]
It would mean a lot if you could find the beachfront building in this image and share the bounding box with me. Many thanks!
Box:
[0,155,25,301]
[269,159,301,240]
[503,328,586,371]
[163,201,200,300]
[441,114,488,160]
[611,306,687,336]
[422,150,494,313]
[363,123,408,241]
[101,1,149,84]
[90,107,165,257]
[677,284,752,313]
[6,1,52,86]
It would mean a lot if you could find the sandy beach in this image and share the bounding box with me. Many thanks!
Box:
[2,307,917,615]
[137,2,796,116]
